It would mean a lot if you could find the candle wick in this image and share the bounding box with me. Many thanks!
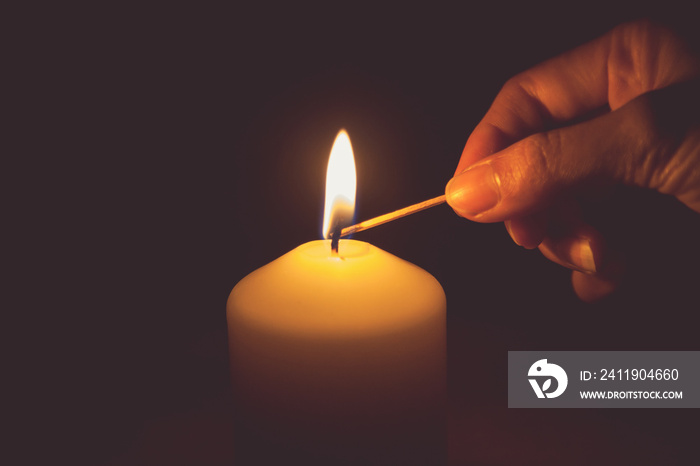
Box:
[331,226,341,254]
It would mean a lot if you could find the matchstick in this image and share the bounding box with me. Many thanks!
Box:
[340,194,446,237]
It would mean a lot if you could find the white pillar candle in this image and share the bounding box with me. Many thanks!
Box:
[227,130,446,463]
[227,239,445,462]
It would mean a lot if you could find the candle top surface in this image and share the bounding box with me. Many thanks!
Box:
[228,240,445,339]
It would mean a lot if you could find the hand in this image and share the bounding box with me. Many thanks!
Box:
[446,20,700,301]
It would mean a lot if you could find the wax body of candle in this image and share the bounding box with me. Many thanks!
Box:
[227,239,446,463]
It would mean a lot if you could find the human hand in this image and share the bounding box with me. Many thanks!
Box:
[446,20,700,301]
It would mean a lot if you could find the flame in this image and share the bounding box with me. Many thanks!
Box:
[322,130,356,239]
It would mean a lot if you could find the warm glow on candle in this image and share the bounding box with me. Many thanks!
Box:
[228,126,446,461]
[322,129,356,239]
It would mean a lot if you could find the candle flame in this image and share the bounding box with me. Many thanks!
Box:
[322,129,356,239]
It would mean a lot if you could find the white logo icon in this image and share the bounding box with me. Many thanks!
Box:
[528,359,568,398]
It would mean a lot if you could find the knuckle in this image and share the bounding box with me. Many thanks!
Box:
[495,77,529,119]
[521,132,555,179]
[501,74,540,105]
[496,132,554,197]
[620,93,687,189]
[501,75,524,96]
[498,74,551,128]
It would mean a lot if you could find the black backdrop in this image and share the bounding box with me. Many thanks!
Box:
[30,2,700,465]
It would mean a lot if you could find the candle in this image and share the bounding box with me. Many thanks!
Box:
[227,131,446,463]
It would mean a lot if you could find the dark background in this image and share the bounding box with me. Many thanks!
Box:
[24,2,700,465]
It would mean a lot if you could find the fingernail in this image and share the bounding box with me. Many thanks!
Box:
[577,240,597,274]
[504,220,522,247]
[446,164,500,217]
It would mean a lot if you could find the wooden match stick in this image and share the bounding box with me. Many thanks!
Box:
[340,194,446,237]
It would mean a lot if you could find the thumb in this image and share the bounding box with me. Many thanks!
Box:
[446,88,696,222]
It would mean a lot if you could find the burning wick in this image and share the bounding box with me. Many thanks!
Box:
[330,225,341,254]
